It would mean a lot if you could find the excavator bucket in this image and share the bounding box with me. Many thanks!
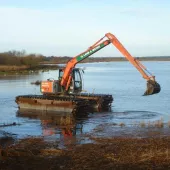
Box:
[144,80,161,96]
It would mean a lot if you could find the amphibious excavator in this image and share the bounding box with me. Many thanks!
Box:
[16,33,161,115]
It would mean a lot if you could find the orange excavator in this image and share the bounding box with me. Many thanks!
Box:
[41,32,160,96]
[16,33,161,115]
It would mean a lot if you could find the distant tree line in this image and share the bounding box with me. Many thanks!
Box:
[0,50,45,67]
[45,56,127,64]
[42,56,170,64]
[45,56,71,64]
[0,50,170,67]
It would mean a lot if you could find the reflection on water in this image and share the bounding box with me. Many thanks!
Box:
[16,109,167,148]
[17,111,86,149]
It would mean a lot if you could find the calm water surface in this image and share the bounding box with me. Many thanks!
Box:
[0,61,169,148]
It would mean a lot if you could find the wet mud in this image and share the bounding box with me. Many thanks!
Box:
[1,136,170,170]
[0,136,15,148]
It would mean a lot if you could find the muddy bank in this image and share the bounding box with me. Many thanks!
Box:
[1,136,170,170]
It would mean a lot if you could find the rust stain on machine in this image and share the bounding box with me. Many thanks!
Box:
[16,94,113,116]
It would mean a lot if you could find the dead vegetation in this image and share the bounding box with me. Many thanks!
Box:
[0,65,28,71]
[138,118,165,128]
[1,136,170,169]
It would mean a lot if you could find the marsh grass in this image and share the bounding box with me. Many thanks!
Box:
[0,65,28,71]
[119,122,125,127]
[0,64,59,75]
[140,121,146,127]
[133,117,168,128]
[2,136,170,169]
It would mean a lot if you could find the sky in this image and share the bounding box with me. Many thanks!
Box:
[0,0,170,57]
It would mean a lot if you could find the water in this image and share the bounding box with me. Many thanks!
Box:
[0,61,169,147]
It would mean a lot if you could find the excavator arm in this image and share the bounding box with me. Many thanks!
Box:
[60,33,161,95]
[105,33,160,95]
[60,39,111,90]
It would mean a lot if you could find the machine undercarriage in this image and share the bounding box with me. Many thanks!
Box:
[16,93,113,116]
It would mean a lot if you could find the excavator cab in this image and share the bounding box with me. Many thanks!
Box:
[59,68,83,94]
[41,68,83,95]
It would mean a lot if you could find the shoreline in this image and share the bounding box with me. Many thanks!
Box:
[0,64,60,75]
[0,59,169,75]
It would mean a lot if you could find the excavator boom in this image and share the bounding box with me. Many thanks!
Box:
[60,40,110,90]
[105,33,161,95]
[61,33,161,95]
